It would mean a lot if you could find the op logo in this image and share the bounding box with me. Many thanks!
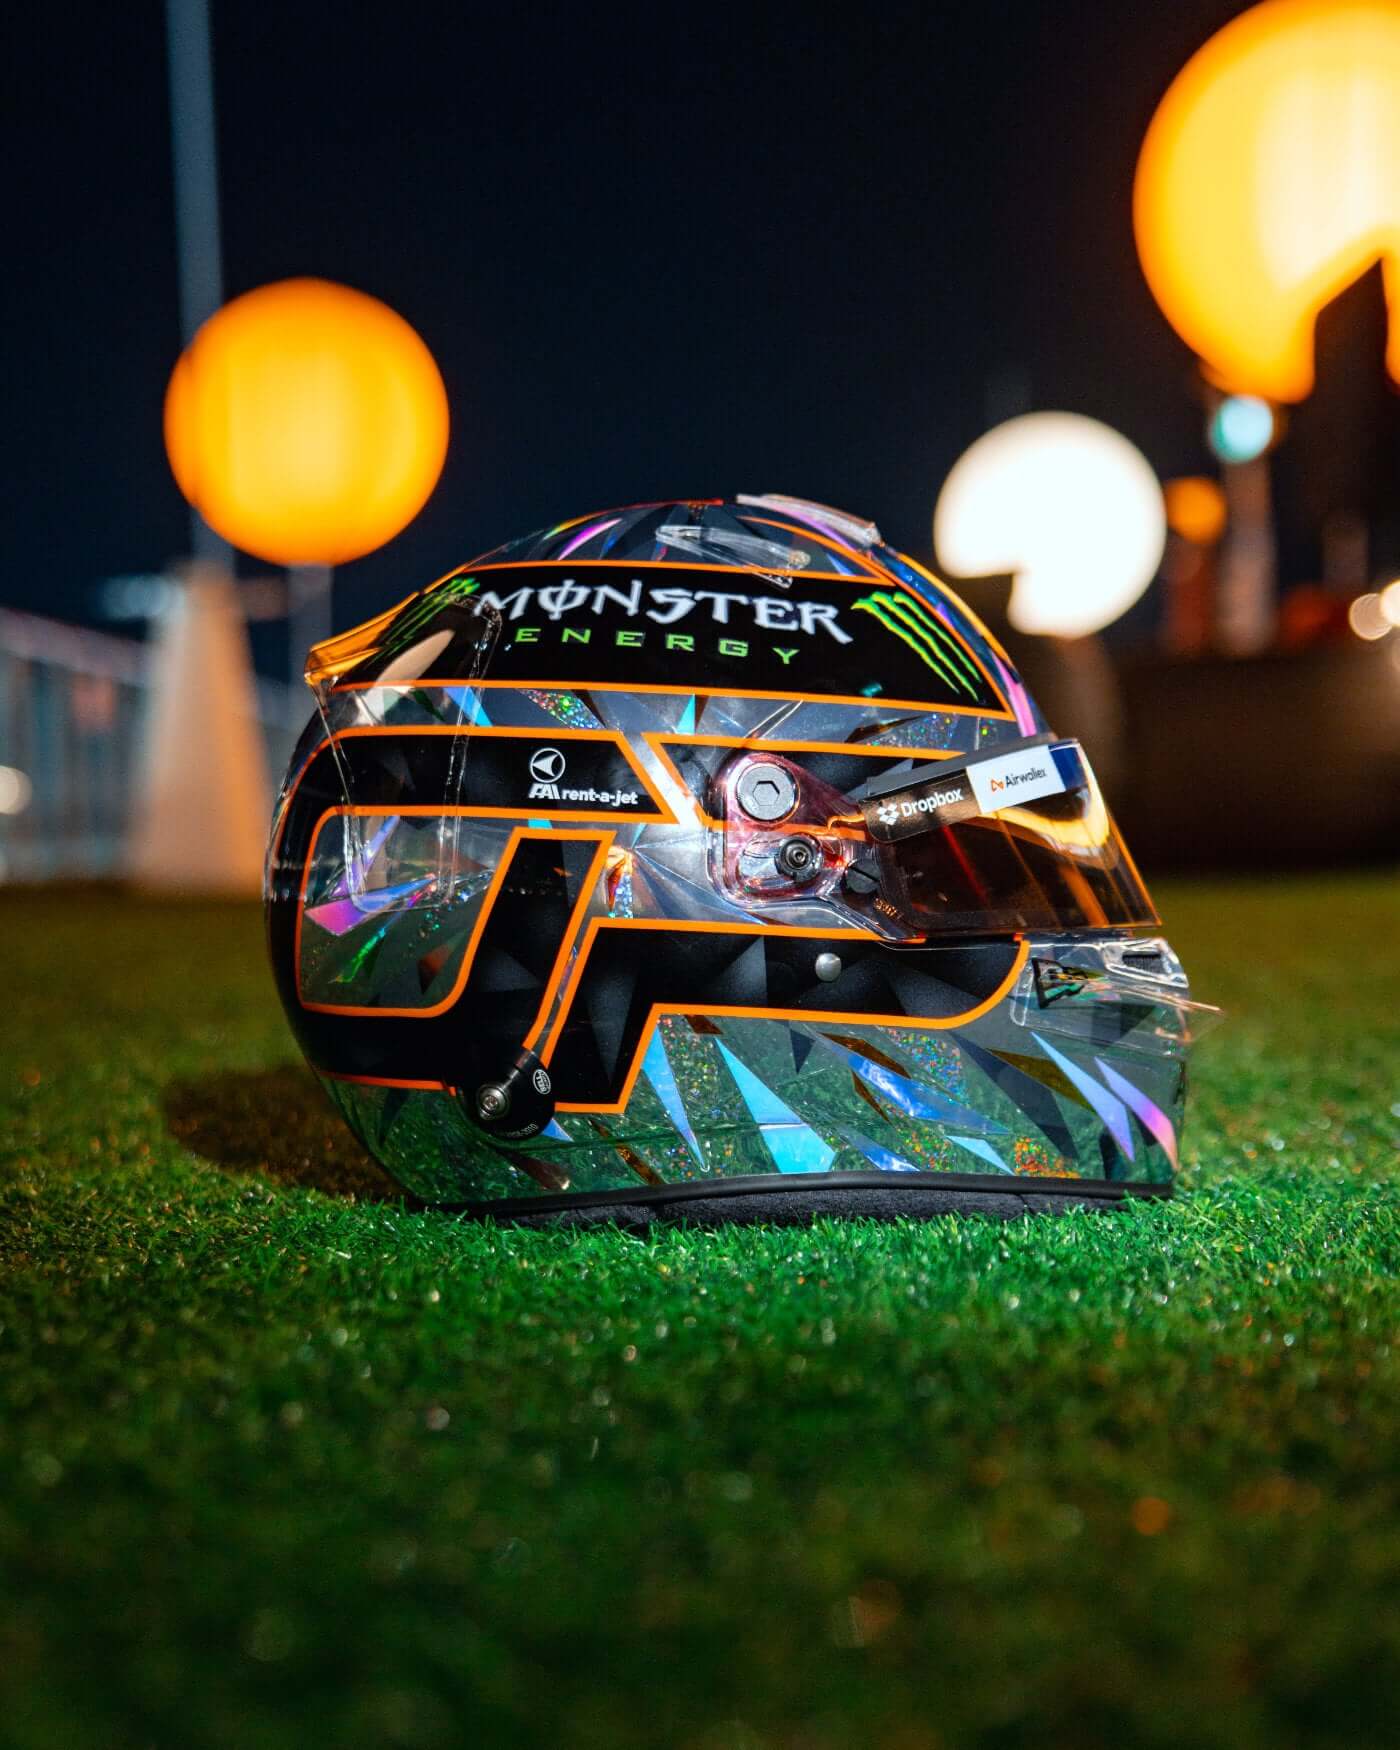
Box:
[528,747,567,784]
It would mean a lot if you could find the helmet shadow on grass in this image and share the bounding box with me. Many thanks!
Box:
[163,1066,403,1203]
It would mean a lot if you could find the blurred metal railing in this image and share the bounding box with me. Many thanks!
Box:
[0,608,304,883]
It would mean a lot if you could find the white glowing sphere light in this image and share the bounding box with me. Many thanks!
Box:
[1348,593,1392,641]
[934,412,1168,638]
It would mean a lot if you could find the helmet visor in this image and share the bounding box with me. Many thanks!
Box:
[855,737,1158,939]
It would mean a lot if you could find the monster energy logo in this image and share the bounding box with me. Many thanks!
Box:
[366,568,1000,712]
[381,573,482,659]
[851,590,983,700]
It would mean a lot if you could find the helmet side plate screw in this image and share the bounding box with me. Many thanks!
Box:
[475,1083,511,1121]
[736,762,798,822]
[814,952,842,982]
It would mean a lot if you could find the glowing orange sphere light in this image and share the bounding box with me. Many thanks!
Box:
[165,278,449,567]
[1134,1,1400,402]
[1163,476,1228,547]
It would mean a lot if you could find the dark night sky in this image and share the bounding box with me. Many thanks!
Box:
[5,1,1256,657]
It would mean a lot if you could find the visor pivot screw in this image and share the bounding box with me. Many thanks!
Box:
[736,762,797,822]
[475,1083,511,1122]
[814,952,842,983]
[775,833,822,886]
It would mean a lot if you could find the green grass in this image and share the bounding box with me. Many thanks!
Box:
[3,875,1399,1750]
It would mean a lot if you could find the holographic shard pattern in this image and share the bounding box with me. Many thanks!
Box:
[520,688,600,729]
[1095,1055,1179,1171]
[715,1042,836,1175]
[947,1135,1013,1175]
[643,1030,706,1167]
[1033,1032,1137,1164]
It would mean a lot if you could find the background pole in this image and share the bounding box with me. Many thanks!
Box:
[164,0,233,568]
[288,564,334,688]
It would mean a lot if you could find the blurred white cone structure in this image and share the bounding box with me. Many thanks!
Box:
[127,560,269,894]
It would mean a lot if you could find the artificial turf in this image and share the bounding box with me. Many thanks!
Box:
[2,874,1398,1749]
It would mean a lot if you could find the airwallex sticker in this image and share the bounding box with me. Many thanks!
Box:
[863,739,1073,843]
[965,744,1067,814]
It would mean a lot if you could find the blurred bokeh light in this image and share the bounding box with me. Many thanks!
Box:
[164,278,449,567]
[934,412,1166,638]
[1208,395,1275,465]
[1163,476,1227,546]
[0,766,33,817]
[1348,592,1393,641]
[1134,0,1400,401]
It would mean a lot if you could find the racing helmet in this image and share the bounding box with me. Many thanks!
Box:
[266,496,1215,1221]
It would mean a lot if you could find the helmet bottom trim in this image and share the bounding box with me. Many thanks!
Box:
[438,1169,1171,1229]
